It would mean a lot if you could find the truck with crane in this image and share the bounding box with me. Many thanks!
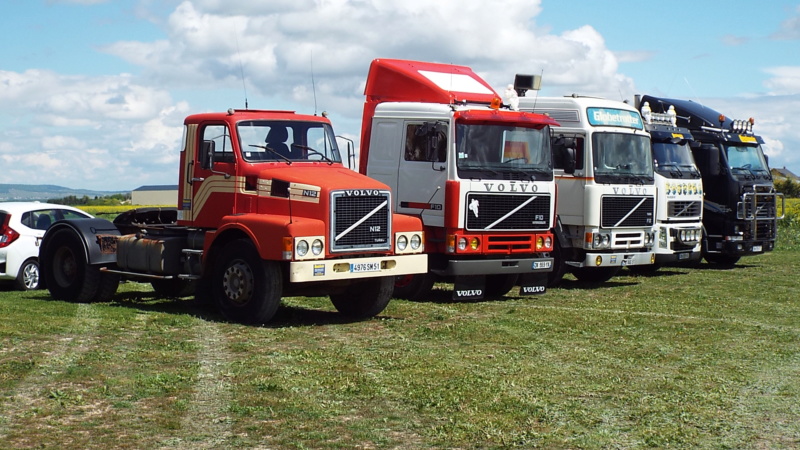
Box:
[516,93,656,285]
[358,59,558,300]
[638,95,783,265]
[39,108,427,324]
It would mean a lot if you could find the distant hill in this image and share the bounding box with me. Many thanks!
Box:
[0,184,128,202]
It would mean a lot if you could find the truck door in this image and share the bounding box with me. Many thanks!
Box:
[396,122,447,228]
[190,123,237,227]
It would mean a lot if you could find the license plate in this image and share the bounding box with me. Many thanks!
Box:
[533,261,552,270]
[753,245,762,252]
[678,252,690,260]
[350,262,381,273]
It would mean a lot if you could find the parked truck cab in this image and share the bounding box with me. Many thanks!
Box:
[40,109,427,324]
[633,99,703,270]
[360,59,557,300]
[639,96,784,266]
[517,94,656,285]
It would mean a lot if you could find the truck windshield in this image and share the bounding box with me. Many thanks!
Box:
[725,144,770,179]
[455,123,553,181]
[592,132,653,183]
[652,141,700,179]
[237,120,342,163]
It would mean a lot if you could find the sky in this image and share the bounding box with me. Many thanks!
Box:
[1,0,799,191]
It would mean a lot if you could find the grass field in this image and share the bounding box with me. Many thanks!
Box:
[1,220,799,448]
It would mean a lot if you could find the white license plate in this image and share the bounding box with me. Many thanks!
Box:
[753,245,762,252]
[350,262,381,273]
[678,252,690,260]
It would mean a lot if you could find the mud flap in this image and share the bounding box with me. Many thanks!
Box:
[452,275,485,300]
[518,273,547,295]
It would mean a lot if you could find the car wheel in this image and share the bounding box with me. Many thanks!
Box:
[16,258,40,290]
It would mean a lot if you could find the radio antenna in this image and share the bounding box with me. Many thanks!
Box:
[311,52,318,115]
[235,29,248,109]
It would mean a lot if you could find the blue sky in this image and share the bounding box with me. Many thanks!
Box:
[1,0,798,191]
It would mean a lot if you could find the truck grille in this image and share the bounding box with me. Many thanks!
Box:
[668,200,701,218]
[601,196,654,228]
[465,193,551,231]
[331,190,392,252]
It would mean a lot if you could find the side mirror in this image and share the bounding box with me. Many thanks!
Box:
[563,147,576,174]
[700,143,720,177]
[200,140,215,170]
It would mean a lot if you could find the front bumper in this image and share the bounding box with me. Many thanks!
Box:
[576,251,655,268]
[433,257,554,276]
[288,253,428,283]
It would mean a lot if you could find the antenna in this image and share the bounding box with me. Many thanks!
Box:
[311,52,318,115]
[234,29,248,109]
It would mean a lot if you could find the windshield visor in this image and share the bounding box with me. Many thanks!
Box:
[237,120,342,163]
[456,123,552,181]
[592,133,653,182]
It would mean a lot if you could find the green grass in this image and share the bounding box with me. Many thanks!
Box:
[2,231,800,448]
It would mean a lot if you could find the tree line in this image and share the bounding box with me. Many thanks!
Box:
[47,193,131,206]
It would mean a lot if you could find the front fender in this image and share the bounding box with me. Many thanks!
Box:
[216,215,326,261]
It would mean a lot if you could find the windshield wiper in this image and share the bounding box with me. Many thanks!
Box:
[292,144,335,165]
[248,144,292,165]
[657,162,683,178]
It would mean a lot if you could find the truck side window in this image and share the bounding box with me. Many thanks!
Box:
[404,124,446,162]
[202,124,235,164]
[552,135,584,170]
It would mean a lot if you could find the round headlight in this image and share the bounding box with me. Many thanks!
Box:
[397,235,408,251]
[410,234,422,250]
[537,236,544,249]
[602,234,610,246]
[593,234,603,248]
[296,240,309,257]
[470,237,479,250]
[311,239,324,255]
[458,237,468,251]
[544,236,553,248]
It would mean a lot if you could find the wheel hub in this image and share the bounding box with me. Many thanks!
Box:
[222,261,254,305]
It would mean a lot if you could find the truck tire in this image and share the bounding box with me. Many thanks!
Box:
[213,239,282,324]
[702,252,740,267]
[151,279,196,298]
[42,228,101,302]
[15,258,40,291]
[393,273,435,301]
[330,276,393,319]
[484,274,519,298]
[572,266,620,283]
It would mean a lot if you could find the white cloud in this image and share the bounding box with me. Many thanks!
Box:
[771,6,800,40]
[763,66,800,95]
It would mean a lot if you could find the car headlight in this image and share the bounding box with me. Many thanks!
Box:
[296,240,309,257]
[311,239,324,255]
[458,237,467,251]
[397,235,408,251]
[410,233,422,250]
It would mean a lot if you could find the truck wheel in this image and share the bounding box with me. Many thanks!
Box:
[42,228,100,302]
[393,273,435,301]
[702,252,740,267]
[213,239,282,324]
[484,274,519,298]
[15,258,40,291]
[151,279,196,298]
[627,264,660,275]
[572,266,620,284]
[330,276,393,319]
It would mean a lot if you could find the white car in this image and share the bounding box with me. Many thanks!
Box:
[0,202,93,290]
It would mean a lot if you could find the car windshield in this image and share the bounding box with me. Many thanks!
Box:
[726,144,770,178]
[592,132,653,181]
[237,120,342,163]
[455,123,552,181]
[652,141,700,178]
